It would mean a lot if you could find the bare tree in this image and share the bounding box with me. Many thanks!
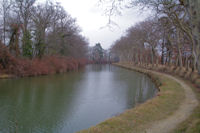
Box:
[0,0,89,59]
[0,0,12,45]
[103,0,199,73]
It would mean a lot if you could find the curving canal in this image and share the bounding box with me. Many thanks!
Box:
[0,65,157,133]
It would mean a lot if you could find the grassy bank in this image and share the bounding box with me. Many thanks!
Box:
[77,63,186,133]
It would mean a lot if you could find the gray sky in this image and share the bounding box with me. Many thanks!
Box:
[56,0,149,49]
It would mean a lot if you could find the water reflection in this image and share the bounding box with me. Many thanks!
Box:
[0,65,157,133]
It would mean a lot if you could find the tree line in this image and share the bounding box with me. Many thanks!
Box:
[109,0,200,74]
[0,0,89,77]
[0,0,88,58]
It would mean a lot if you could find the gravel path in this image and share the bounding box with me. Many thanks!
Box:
[145,71,199,133]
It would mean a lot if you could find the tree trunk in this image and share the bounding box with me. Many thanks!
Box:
[135,52,138,64]
[161,41,165,65]
[177,30,183,67]
[185,57,188,70]
[168,50,172,66]
[3,11,6,45]
[151,51,154,65]
[182,0,200,73]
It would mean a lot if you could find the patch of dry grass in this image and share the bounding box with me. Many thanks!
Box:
[0,74,14,79]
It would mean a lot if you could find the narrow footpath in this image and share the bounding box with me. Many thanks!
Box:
[144,70,198,133]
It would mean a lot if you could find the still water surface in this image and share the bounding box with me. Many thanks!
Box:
[0,65,157,133]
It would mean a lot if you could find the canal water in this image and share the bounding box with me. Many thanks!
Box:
[0,65,157,133]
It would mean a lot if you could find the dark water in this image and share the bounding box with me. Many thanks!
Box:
[0,65,157,133]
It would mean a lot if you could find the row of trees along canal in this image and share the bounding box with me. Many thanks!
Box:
[0,0,89,77]
[109,0,200,75]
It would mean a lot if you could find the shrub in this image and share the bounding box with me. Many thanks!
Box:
[0,46,88,77]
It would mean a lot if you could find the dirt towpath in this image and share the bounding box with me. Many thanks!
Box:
[145,71,199,133]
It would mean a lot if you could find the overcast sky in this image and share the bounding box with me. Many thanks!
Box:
[55,0,149,49]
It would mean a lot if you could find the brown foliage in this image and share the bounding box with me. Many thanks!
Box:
[0,42,17,71]
[9,57,87,77]
[0,44,87,77]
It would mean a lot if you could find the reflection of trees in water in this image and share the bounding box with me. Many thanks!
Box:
[85,64,112,72]
[0,65,157,133]
[111,67,157,109]
[134,75,157,104]
[0,72,84,133]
